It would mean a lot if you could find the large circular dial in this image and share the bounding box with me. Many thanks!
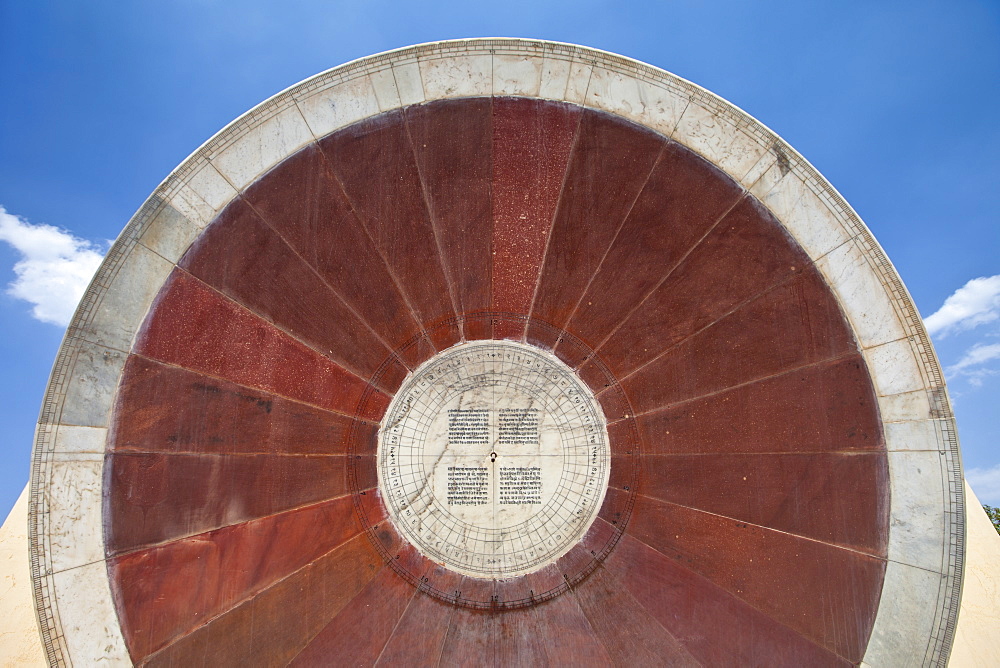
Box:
[379,340,610,578]
[27,40,961,668]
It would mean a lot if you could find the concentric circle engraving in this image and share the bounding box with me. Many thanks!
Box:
[378,340,611,578]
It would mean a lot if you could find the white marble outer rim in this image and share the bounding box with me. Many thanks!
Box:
[27,38,963,666]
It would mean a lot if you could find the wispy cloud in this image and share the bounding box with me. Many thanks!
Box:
[923,274,1000,388]
[967,464,1000,506]
[924,275,1000,338]
[952,342,1000,371]
[0,206,105,327]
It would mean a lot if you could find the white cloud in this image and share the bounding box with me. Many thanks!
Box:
[967,464,1000,506]
[924,275,1000,338]
[0,206,105,327]
[951,342,1000,372]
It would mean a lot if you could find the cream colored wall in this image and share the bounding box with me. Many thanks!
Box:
[950,481,1000,667]
[0,485,44,667]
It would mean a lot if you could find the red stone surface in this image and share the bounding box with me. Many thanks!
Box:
[605,533,850,666]
[611,268,857,415]
[406,99,494,340]
[435,606,496,667]
[500,594,613,666]
[107,452,348,554]
[631,355,883,454]
[142,533,383,666]
[319,110,461,350]
[626,496,884,661]
[180,196,396,386]
[587,195,808,377]
[492,98,581,339]
[569,564,699,665]
[375,592,455,665]
[111,355,371,456]
[639,452,888,554]
[107,97,888,665]
[290,564,416,666]
[242,143,433,369]
[559,141,744,353]
[135,270,387,419]
[110,496,363,659]
[526,111,664,348]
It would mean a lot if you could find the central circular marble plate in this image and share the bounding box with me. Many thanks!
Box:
[378,340,611,578]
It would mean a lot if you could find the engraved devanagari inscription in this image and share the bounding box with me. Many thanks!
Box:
[377,340,611,578]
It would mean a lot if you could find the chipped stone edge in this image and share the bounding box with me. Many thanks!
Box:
[29,38,962,666]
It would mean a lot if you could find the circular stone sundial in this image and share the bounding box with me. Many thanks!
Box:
[27,39,964,667]
[379,340,610,578]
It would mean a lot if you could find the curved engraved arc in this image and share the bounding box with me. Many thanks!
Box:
[349,314,640,610]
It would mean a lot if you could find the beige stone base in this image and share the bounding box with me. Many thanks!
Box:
[950,481,1000,667]
[0,485,44,667]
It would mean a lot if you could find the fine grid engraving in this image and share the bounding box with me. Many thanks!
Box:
[377,340,610,579]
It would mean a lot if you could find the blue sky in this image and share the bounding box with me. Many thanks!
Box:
[1,0,998,516]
